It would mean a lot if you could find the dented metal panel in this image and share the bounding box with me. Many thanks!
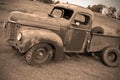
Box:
[88,33,120,52]
[9,11,60,30]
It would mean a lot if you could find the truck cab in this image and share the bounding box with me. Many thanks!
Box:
[4,3,120,67]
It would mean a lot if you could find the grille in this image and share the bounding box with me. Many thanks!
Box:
[5,22,17,42]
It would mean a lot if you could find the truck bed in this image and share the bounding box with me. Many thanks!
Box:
[88,33,120,52]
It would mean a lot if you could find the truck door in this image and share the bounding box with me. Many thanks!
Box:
[64,13,91,52]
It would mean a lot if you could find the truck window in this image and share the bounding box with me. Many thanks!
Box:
[52,9,63,18]
[50,7,73,20]
[74,14,90,26]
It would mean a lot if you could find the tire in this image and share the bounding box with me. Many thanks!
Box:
[91,26,104,34]
[25,43,54,66]
[100,47,120,67]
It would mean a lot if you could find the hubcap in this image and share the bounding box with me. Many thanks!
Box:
[26,44,54,65]
[39,52,44,56]
[108,52,116,62]
[36,48,46,59]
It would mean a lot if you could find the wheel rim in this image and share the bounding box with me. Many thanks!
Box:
[35,48,47,59]
[101,48,120,67]
[26,43,54,66]
[33,48,50,63]
[107,52,117,62]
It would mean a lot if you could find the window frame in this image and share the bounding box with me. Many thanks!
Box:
[50,7,74,20]
[71,12,92,30]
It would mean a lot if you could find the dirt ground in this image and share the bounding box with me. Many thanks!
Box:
[0,0,120,80]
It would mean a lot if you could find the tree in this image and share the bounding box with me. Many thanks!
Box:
[87,4,105,13]
[88,4,120,20]
[30,0,53,4]
[116,10,120,20]
[43,0,53,4]
[107,7,117,18]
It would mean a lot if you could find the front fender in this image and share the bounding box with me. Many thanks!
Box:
[17,29,64,60]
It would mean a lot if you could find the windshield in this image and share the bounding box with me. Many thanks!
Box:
[50,7,73,20]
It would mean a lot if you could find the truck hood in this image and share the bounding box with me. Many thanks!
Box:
[8,11,60,30]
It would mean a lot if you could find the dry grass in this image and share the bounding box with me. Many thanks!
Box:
[0,0,53,13]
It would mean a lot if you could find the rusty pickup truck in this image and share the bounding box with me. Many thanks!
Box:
[4,3,120,67]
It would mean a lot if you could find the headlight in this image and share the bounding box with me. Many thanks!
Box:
[17,32,22,41]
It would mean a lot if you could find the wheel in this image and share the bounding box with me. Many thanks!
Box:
[91,26,104,34]
[100,47,120,67]
[25,43,54,66]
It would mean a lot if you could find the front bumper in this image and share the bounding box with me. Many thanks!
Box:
[6,39,25,53]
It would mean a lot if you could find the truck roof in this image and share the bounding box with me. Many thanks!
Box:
[55,3,94,17]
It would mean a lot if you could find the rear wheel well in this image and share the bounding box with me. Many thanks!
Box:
[91,26,104,34]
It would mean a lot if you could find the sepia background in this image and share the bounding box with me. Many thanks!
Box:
[0,0,120,80]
